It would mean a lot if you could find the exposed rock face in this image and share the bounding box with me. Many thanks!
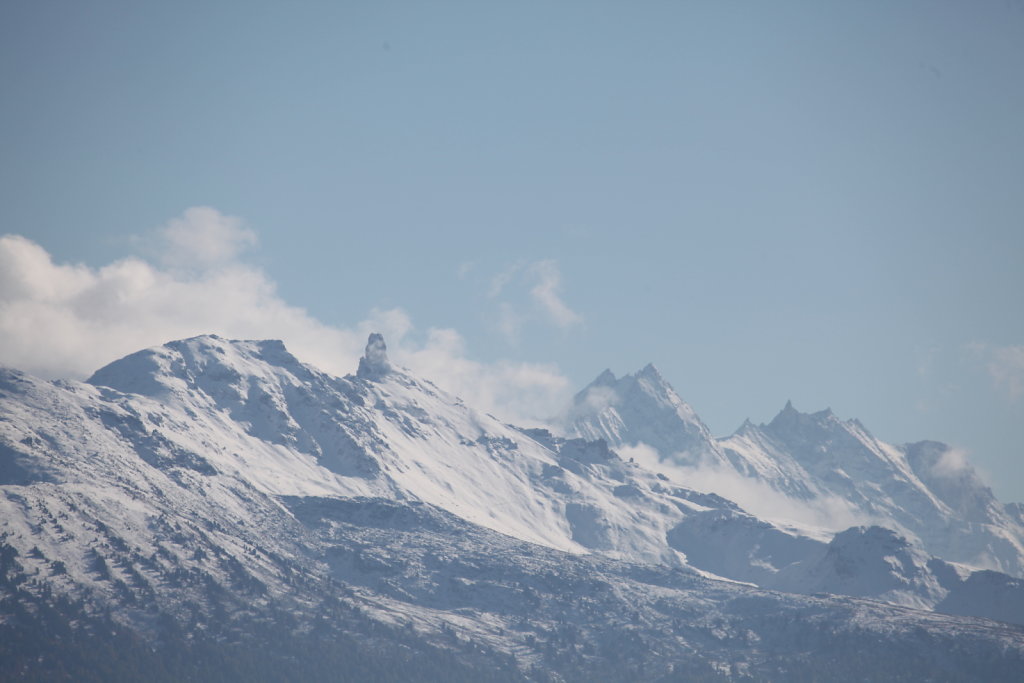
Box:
[356,333,391,380]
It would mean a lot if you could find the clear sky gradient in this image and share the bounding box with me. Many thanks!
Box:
[2,2,1023,499]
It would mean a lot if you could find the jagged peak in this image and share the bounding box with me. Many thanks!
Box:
[767,400,799,426]
[627,364,681,402]
[635,363,664,381]
[357,333,392,380]
[769,401,840,427]
[733,418,758,437]
[582,364,669,395]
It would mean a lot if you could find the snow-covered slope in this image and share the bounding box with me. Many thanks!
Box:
[74,333,799,570]
[770,526,958,611]
[567,366,1024,579]
[4,334,1024,679]
[727,405,1024,576]
[84,332,580,554]
[3,334,832,588]
[566,365,729,469]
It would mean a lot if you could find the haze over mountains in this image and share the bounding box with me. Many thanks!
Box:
[2,334,1023,681]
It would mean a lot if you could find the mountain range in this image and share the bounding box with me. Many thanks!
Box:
[1,334,1023,681]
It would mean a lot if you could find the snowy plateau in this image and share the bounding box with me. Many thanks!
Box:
[2,333,1024,681]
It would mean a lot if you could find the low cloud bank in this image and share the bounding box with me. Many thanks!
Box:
[0,208,570,424]
[616,442,872,534]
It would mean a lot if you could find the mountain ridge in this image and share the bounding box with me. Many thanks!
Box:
[3,333,1024,680]
[567,364,1024,579]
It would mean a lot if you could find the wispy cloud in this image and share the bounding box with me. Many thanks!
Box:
[916,344,939,378]
[615,442,871,533]
[399,327,570,425]
[988,345,1024,400]
[484,259,583,342]
[529,260,583,331]
[931,446,972,479]
[153,206,258,268]
[487,260,525,298]
[496,302,525,343]
[0,208,571,424]
[969,342,1024,401]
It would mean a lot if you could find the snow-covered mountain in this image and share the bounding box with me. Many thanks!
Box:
[3,335,1024,680]
[565,365,729,470]
[72,333,775,568]
[567,366,1024,580]
[0,334,816,594]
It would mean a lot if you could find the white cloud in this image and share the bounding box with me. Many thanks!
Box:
[969,342,1024,401]
[0,208,571,424]
[988,345,1024,400]
[488,261,524,298]
[932,446,972,479]
[579,384,619,413]
[528,260,583,331]
[484,259,583,342]
[614,442,661,468]
[155,206,258,268]
[615,441,871,533]
[399,327,571,425]
[496,303,524,344]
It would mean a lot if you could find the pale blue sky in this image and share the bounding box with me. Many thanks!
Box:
[2,2,1023,499]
